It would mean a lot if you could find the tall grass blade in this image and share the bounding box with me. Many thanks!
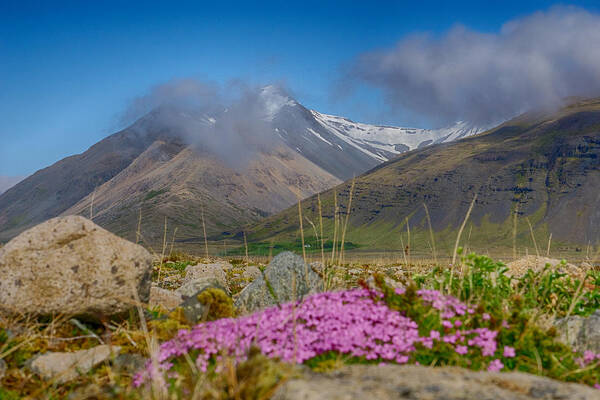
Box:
[452,194,477,266]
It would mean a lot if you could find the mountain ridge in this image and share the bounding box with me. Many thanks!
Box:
[239,98,600,253]
[0,87,487,244]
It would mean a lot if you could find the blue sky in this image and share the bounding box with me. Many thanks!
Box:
[2,1,600,177]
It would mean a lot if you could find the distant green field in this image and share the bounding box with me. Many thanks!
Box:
[223,237,359,257]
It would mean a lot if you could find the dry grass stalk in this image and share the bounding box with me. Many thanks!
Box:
[513,204,519,260]
[244,231,249,269]
[423,203,437,265]
[298,196,306,263]
[201,205,209,259]
[136,208,142,244]
[318,193,325,270]
[330,190,339,265]
[405,216,411,266]
[526,217,540,257]
[452,193,478,266]
[339,178,356,265]
[158,216,168,283]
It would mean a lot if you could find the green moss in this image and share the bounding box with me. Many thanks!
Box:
[197,288,235,321]
[144,188,168,201]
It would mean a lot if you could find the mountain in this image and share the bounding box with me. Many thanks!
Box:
[0,86,484,244]
[0,176,24,195]
[263,86,484,179]
[241,98,600,253]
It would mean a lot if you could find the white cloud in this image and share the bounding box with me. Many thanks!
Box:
[349,6,600,126]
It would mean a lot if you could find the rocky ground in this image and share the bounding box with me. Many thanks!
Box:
[1,216,600,399]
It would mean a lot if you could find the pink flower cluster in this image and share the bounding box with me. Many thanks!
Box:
[576,350,600,368]
[134,288,512,386]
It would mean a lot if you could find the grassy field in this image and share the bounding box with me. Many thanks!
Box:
[2,247,600,399]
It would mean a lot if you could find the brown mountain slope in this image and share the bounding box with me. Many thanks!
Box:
[0,121,171,242]
[241,99,600,253]
[62,139,340,245]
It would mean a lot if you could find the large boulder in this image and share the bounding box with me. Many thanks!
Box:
[28,345,121,384]
[234,252,322,314]
[273,364,598,400]
[0,216,153,317]
[555,310,600,353]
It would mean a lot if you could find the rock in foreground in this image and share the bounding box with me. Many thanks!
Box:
[234,252,322,314]
[29,345,121,384]
[273,364,599,400]
[556,310,600,353]
[0,216,153,317]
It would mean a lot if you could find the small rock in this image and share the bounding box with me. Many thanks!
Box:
[272,364,599,400]
[366,275,404,291]
[242,265,262,281]
[177,277,228,298]
[149,285,183,311]
[556,310,600,353]
[29,345,121,384]
[348,268,362,275]
[234,252,322,314]
[184,263,229,290]
[0,216,153,318]
[505,256,584,279]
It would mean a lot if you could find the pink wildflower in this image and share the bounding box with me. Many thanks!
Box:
[488,359,504,372]
[503,346,516,358]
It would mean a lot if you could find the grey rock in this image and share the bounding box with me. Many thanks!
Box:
[184,263,229,291]
[556,310,600,353]
[29,345,121,384]
[242,265,262,281]
[0,216,153,318]
[177,277,228,298]
[149,285,183,311]
[234,252,322,314]
[177,278,230,323]
[273,364,599,400]
[365,275,404,291]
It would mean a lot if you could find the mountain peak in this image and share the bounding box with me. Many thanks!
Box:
[259,85,297,120]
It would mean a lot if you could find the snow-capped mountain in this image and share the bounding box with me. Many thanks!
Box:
[0,84,490,243]
[258,86,486,180]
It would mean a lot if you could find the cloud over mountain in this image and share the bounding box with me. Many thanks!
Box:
[349,6,600,126]
[120,80,294,168]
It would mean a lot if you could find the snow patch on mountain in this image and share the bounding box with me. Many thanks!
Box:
[310,110,487,161]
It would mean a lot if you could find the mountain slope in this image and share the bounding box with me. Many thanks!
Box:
[241,99,600,252]
[62,140,340,244]
[264,86,485,179]
[0,86,485,243]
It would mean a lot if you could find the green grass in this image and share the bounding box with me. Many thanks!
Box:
[144,188,168,201]
[223,238,359,257]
